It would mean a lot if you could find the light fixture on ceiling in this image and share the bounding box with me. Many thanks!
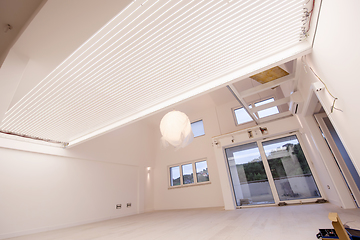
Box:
[160,110,193,149]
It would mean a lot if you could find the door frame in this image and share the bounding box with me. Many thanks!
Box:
[314,113,360,206]
[224,132,326,208]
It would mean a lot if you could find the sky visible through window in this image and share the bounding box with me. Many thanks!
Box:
[182,164,193,175]
[262,136,299,156]
[195,161,207,172]
[233,147,261,165]
[191,120,205,137]
[255,98,279,118]
[234,106,253,125]
[170,166,180,181]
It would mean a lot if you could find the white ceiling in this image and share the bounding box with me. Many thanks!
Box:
[0,0,315,146]
[0,0,44,65]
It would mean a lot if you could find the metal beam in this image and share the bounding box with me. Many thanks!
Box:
[227,84,259,124]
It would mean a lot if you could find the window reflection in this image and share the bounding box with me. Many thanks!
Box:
[262,135,321,201]
[170,166,180,186]
[195,161,209,183]
[225,142,275,206]
[182,164,194,184]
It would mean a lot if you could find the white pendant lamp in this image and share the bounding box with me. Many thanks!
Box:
[160,111,193,148]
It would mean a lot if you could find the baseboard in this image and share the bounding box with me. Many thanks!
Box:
[0,212,136,240]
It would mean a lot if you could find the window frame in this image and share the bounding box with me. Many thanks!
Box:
[232,105,254,126]
[232,96,280,126]
[191,119,205,138]
[168,158,211,189]
[223,131,325,208]
[253,97,279,118]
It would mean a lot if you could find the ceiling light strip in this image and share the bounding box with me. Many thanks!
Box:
[1,0,308,142]
[196,36,300,80]
[6,20,300,135]
[68,44,309,146]
[3,0,139,118]
[1,0,163,126]
[47,0,302,109]
[2,0,242,129]
[13,60,197,135]
[183,8,302,62]
[5,26,298,135]
[0,0,211,127]
[28,33,300,139]
[191,25,301,73]
[18,68,198,137]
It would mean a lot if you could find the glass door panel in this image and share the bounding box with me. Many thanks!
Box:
[225,142,275,206]
[262,135,321,201]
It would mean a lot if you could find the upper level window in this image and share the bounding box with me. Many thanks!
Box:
[234,105,253,125]
[254,98,279,118]
[191,120,205,137]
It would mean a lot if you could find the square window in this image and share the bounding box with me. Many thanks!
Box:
[234,107,253,125]
[195,161,209,183]
[170,166,181,186]
[255,98,279,118]
[191,120,205,137]
[182,163,194,184]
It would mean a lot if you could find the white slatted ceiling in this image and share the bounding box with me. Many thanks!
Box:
[1,0,306,143]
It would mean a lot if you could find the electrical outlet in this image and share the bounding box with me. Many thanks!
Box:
[127,203,131,208]
[116,204,121,209]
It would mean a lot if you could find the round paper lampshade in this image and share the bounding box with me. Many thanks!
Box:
[160,110,193,148]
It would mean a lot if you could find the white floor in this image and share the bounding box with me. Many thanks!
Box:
[6,203,360,240]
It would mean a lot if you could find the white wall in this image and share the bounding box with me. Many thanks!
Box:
[153,107,224,210]
[0,147,138,239]
[303,0,360,175]
[0,120,156,239]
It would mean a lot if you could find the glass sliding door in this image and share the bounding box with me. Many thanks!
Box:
[225,134,322,207]
[261,135,321,201]
[225,142,275,206]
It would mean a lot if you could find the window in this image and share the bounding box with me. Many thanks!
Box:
[182,164,194,184]
[225,134,321,206]
[195,161,209,183]
[234,106,253,125]
[170,166,181,186]
[254,98,279,118]
[169,160,210,188]
[191,120,205,137]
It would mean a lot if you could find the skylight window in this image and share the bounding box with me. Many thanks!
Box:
[255,98,279,118]
[234,106,253,125]
[191,120,205,138]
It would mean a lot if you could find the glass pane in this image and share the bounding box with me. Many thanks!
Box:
[254,98,279,118]
[225,142,274,206]
[323,117,360,191]
[262,135,321,201]
[170,166,180,186]
[195,161,209,183]
[191,120,205,137]
[182,164,194,184]
[234,107,253,124]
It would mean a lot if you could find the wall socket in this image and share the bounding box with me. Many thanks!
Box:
[127,203,131,208]
[116,204,121,209]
